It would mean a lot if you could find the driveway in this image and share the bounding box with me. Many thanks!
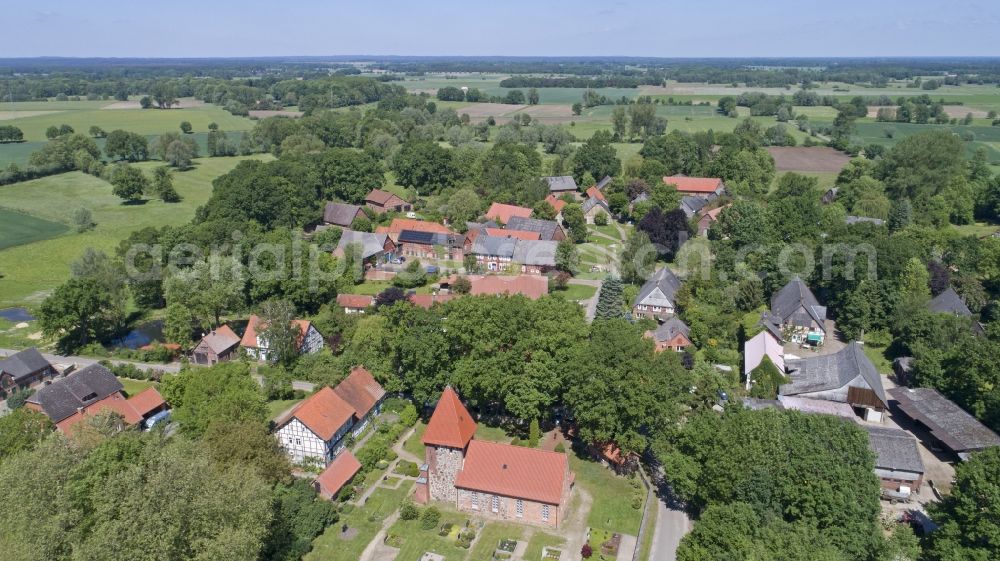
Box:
[570,278,603,322]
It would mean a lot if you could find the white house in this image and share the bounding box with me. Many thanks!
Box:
[274,367,386,466]
[241,314,324,362]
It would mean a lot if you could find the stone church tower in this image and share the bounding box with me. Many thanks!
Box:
[415,386,477,503]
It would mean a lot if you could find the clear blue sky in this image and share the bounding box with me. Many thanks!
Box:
[3,0,999,58]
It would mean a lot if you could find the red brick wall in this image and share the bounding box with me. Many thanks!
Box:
[455,488,561,528]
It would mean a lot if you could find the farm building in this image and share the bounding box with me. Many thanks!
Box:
[888,387,1000,460]
[543,175,579,196]
[397,230,464,261]
[865,425,925,493]
[322,202,366,228]
[0,347,55,393]
[779,342,888,422]
[504,216,565,241]
[364,189,411,214]
[191,325,241,365]
[662,176,726,199]
[333,231,397,267]
[485,203,533,225]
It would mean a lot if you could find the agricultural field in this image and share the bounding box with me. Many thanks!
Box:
[0,154,272,308]
[0,208,68,250]
[0,97,254,166]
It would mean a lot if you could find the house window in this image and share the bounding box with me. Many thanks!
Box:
[295,438,301,445]
[515,499,524,518]
[471,492,479,510]
[491,495,499,513]
[541,504,550,521]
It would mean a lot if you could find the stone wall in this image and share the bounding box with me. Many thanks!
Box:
[427,445,463,502]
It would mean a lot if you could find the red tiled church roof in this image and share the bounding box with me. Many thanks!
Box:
[455,440,569,504]
[422,386,477,448]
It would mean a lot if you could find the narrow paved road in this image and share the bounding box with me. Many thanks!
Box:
[0,347,181,373]
[649,498,691,561]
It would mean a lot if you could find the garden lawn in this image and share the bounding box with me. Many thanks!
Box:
[468,521,527,561]
[403,421,427,459]
[306,482,413,561]
[118,377,158,396]
[267,398,304,420]
[569,451,644,536]
[474,423,514,443]
[524,532,566,561]
[554,284,597,301]
[386,511,469,561]
[0,154,271,307]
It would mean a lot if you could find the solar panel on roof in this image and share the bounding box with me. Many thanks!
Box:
[399,230,437,244]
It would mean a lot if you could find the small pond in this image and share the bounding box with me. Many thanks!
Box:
[0,307,35,322]
[112,320,165,350]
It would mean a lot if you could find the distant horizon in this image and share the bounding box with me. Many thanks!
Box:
[5,55,1000,61]
[5,1,999,59]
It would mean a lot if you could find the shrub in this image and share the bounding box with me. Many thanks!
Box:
[554,442,566,453]
[438,523,453,536]
[581,543,593,559]
[594,212,609,226]
[400,500,419,520]
[399,404,418,427]
[5,387,33,409]
[420,506,441,530]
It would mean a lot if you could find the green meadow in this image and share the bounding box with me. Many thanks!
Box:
[0,154,271,307]
[0,208,68,250]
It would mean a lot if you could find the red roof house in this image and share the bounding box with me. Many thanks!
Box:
[544,194,567,214]
[376,218,453,236]
[365,189,411,214]
[333,366,386,421]
[337,294,373,313]
[56,387,168,435]
[585,186,606,202]
[314,450,362,500]
[277,387,356,442]
[444,274,549,300]
[486,203,533,225]
[484,228,541,241]
[662,176,726,198]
